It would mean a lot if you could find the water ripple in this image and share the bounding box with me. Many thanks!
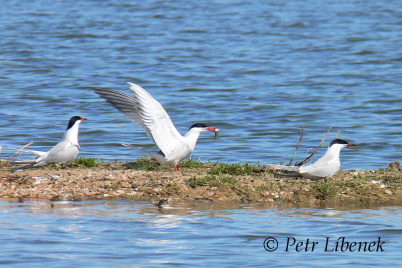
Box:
[1,0,402,171]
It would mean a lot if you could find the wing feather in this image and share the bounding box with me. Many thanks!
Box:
[93,83,186,157]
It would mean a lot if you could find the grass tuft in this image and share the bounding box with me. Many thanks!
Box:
[124,156,161,171]
[46,157,102,169]
[70,157,103,168]
[208,162,263,175]
[311,180,339,200]
[180,158,205,169]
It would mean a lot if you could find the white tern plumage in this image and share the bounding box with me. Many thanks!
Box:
[269,139,355,179]
[93,83,219,171]
[15,116,86,169]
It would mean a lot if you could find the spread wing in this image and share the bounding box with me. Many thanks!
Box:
[93,83,186,157]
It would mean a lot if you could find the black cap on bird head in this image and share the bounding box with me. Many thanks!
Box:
[189,123,209,130]
[67,116,85,130]
[330,139,355,147]
[189,123,219,140]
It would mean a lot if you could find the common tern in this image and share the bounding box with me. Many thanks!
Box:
[93,82,219,171]
[15,116,86,168]
[269,139,355,180]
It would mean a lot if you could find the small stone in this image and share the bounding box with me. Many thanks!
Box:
[385,189,393,195]
[388,161,400,171]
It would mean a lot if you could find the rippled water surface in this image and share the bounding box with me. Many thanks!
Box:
[0,200,401,267]
[1,0,402,170]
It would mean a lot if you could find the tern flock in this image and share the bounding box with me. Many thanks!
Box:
[11,83,356,179]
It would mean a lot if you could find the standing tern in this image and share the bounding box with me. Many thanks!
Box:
[93,82,219,171]
[15,116,86,168]
[269,139,355,180]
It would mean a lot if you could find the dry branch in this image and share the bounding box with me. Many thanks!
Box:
[334,129,341,139]
[288,126,304,166]
[7,142,34,160]
[295,127,332,166]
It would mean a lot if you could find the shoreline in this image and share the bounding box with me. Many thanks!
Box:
[1,159,401,206]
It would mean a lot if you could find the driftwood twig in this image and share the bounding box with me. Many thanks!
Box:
[295,127,332,166]
[334,129,341,139]
[288,126,304,166]
[7,142,34,160]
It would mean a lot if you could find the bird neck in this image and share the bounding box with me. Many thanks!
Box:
[63,123,81,145]
[184,128,203,150]
[323,144,343,160]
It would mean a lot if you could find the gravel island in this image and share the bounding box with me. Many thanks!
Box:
[1,159,401,206]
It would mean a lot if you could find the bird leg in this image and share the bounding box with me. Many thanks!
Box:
[174,165,179,172]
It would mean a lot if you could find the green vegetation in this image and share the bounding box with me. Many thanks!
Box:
[179,158,204,169]
[124,156,161,171]
[311,180,339,200]
[208,162,263,175]
[46,157,102,169]
[70,157,103,168]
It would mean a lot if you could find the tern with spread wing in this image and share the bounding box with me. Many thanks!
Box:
[93,82,219,171]
[269,139,355,179]
[15,116,86,169]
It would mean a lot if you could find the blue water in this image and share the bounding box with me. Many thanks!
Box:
[0,200,401,267]
[1,0,402,170]
[1,1,402,266]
